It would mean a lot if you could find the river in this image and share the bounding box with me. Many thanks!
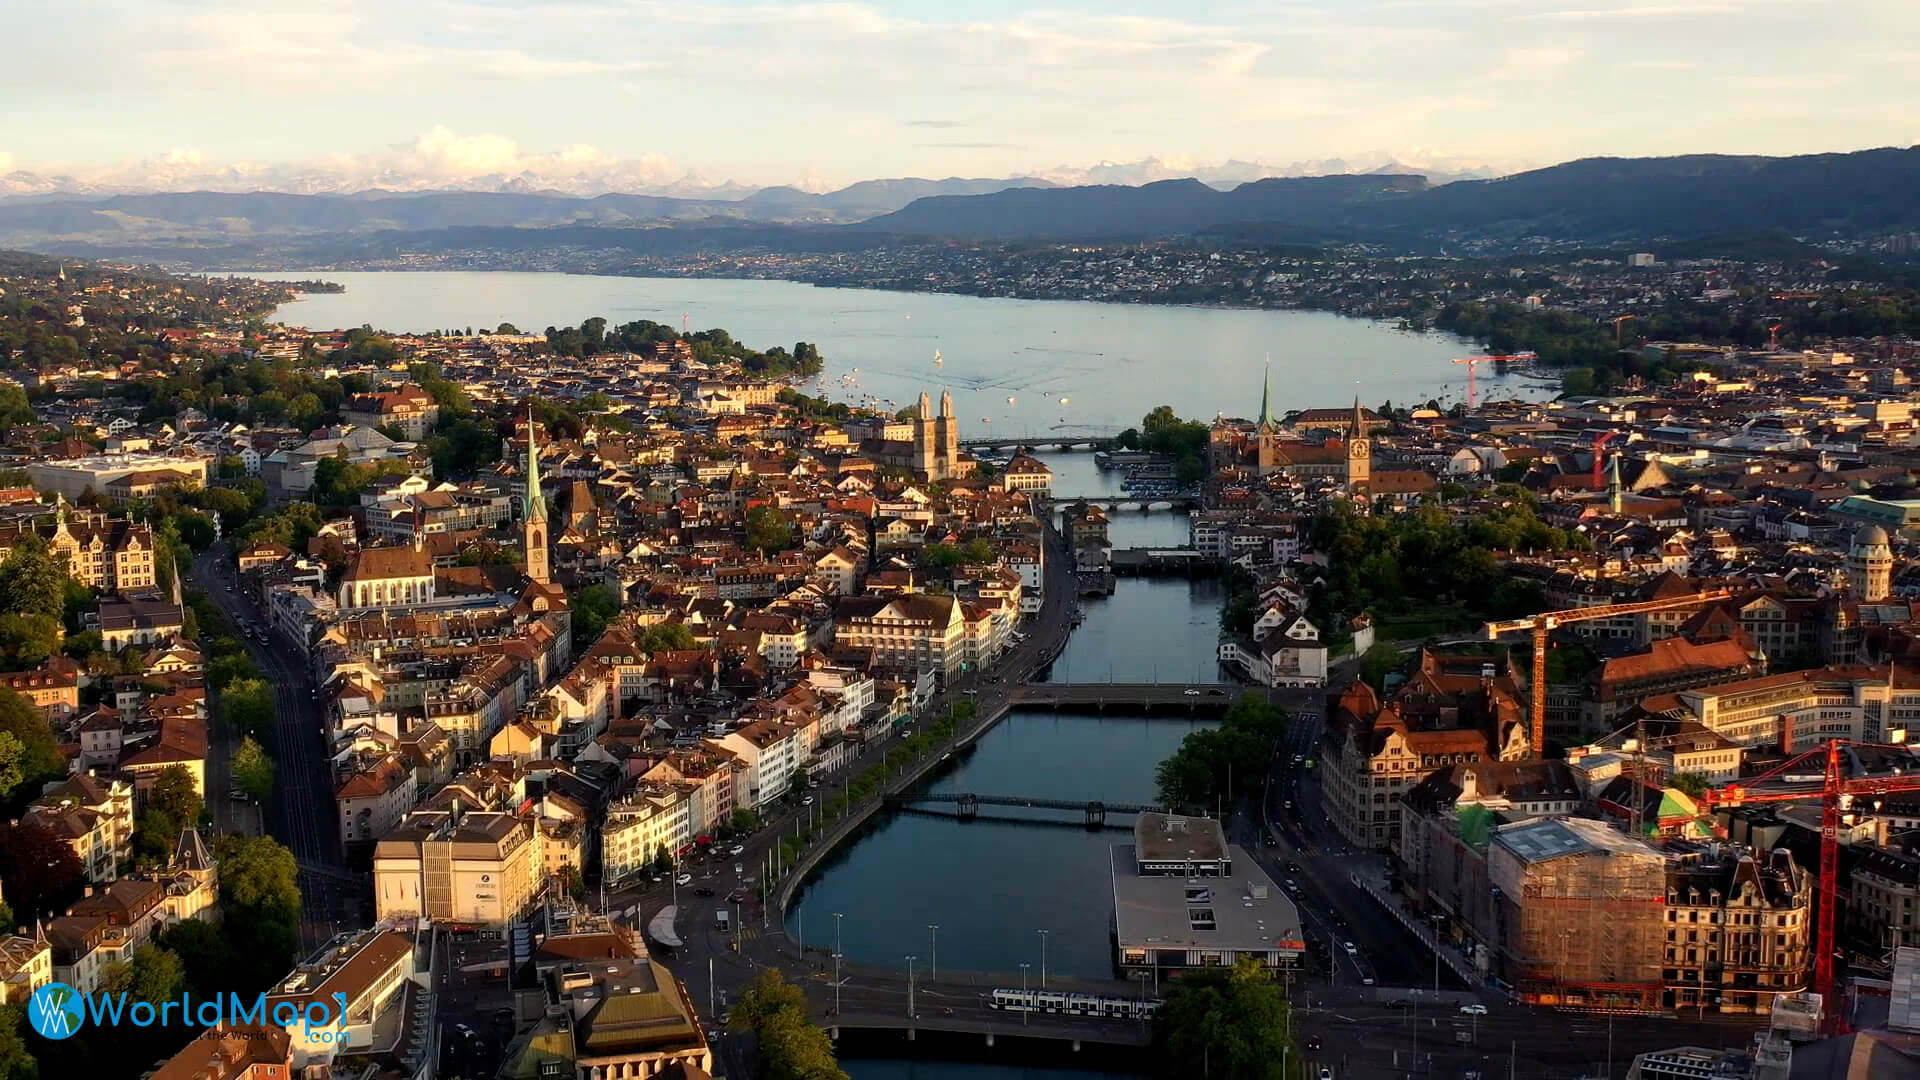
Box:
[257,270,1547,434]
[245,272,1427,1077]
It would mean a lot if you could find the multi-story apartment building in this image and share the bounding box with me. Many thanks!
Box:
[1321,653,1532,854]
[27,773,135,882]
[603,786,692,881]
[711,718,804,810]
[833,591,965,684]
[1660,848,1811,1015]
[373,806,541,927]
[0,503,156,594]
[0,656,81,721]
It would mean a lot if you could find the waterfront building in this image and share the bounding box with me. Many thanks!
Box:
[861,388,971,482]
[504,921,712,1080]
[832,591,965,685]
[999,453,1053,493]
[1112,814,1304,977]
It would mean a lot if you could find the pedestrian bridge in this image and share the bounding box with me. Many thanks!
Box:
[1047,495,1200,512]
[829,1009,1151,1049]
[1010,682,1254,711]
[886,791,1164,826]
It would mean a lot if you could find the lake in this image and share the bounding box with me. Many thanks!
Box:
[258,270,1544,435]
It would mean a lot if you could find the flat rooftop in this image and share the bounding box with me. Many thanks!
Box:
[1134,812,1228,865]
[1111,844,1304,957]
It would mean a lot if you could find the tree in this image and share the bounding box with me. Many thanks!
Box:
[1154,694,1286,811]
[100,945,185,1005]
[211,834,301,989]
[639,622,697,654]
[1670,772,1710,798]
[232,736,275,803]
[495,322,521,335]
[221,677,275,743]
[0,614,58,670]
[0,819,84,919]
[0,1005,34,1080]
[148,764,202,826]
[0,535,66,621]
[568,584,621,652]
[1151,957,1295,1079]
[730,970,845,1080]
[745,504,795,553]
[0,688,62,806]
[0,732,24,805]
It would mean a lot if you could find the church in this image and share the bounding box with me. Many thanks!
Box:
[863,389,974,482]
[1211,365,1375,492]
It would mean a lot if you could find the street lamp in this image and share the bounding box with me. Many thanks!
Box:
[928,924,939,983]
[1038,929,1049,988]
[1020,963,1031,1026]
[833,912,843,958]
[906,955,918,1019]
[832,952,842,1018]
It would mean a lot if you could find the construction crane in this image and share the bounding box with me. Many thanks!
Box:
[1452,351,1537,410]
[1769,322,1785,351]
[1612,315,1637,345]
[1702,738,1920,1034]
[1484,590,1735,756]
[1591,431,1622,489]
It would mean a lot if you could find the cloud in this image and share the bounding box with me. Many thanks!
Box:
[906,120,964,128]
[1523,3,1740,19]
[922,142,1024,150]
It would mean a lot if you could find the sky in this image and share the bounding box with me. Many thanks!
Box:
[2,0,1914,195]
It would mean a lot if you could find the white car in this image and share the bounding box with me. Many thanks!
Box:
[1342,941,1357,954]
[802,795,814,806]
[734,863,744,875]
[1182,688,1201,696]
[728,844,744,856]
[676,873,693,886]
[1459,1004,1488,1016]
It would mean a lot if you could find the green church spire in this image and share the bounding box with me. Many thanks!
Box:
[525,407,547,523]
[1257,356,1273,430]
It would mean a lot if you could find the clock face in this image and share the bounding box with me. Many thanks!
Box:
[1350,439,1369,457]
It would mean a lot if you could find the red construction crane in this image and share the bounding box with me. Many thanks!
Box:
[1702,738,1920,1034]
[1484,590,1734,755]
[1591,431,1622,490]
[1452,351,1537,409]
[1769,322,1784,351]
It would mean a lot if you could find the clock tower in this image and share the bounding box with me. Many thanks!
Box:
[1345,397,1371,493]
[522,408,550,585]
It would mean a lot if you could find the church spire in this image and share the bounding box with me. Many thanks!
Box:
[524,407,547,524]
[1352,395,1366,436]
[1257,357,1273,430]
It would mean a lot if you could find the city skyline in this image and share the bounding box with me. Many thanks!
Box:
[3,0,1913,196]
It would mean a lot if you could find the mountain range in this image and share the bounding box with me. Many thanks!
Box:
[2,147,1915,258]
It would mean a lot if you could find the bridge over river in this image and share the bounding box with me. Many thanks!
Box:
[886,791,1165,826]
[1011,682,1264,712]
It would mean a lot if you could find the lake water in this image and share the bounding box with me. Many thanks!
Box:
[257,270,1543,435]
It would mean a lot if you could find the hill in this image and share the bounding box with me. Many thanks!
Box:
[865,148,1920,244]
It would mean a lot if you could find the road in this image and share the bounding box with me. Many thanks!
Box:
[191,540,361,947]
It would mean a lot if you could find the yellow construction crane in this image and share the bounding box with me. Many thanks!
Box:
[1484,590,1734,755]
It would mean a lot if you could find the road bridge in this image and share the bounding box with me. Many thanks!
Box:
[1046,495,1200,513]
[887,791,1164,826]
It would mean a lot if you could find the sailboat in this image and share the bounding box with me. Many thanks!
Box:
[1059,397,1069,406]
[1006,396,1017,405]
[934,349,944,366]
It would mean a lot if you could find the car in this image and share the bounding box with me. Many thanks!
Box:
[1387,998,1411,1009]
[1459,1004,1488,1016]
[1182,688,1201,696]
[1262,834,1278,847]
[650,873,663,883]
[1318,1069,1334,1080]
[1285,861,1300,873]
[1304,1035,1322,1051]
[454,1023,475,1038]
[1206,688,1227,696]
[694,887,714,897]
[728,844,744,856]
[230,789,249,802]
[734,863,744,875]
[493,1007,515,1022]
[802,795,814,806]
[1361,976,1375,986]
[1342,941,1357,954]
[1284,879,1297,890]
[676,873,693,886]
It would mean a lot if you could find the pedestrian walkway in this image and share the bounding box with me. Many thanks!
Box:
[1347,869,1482,988]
